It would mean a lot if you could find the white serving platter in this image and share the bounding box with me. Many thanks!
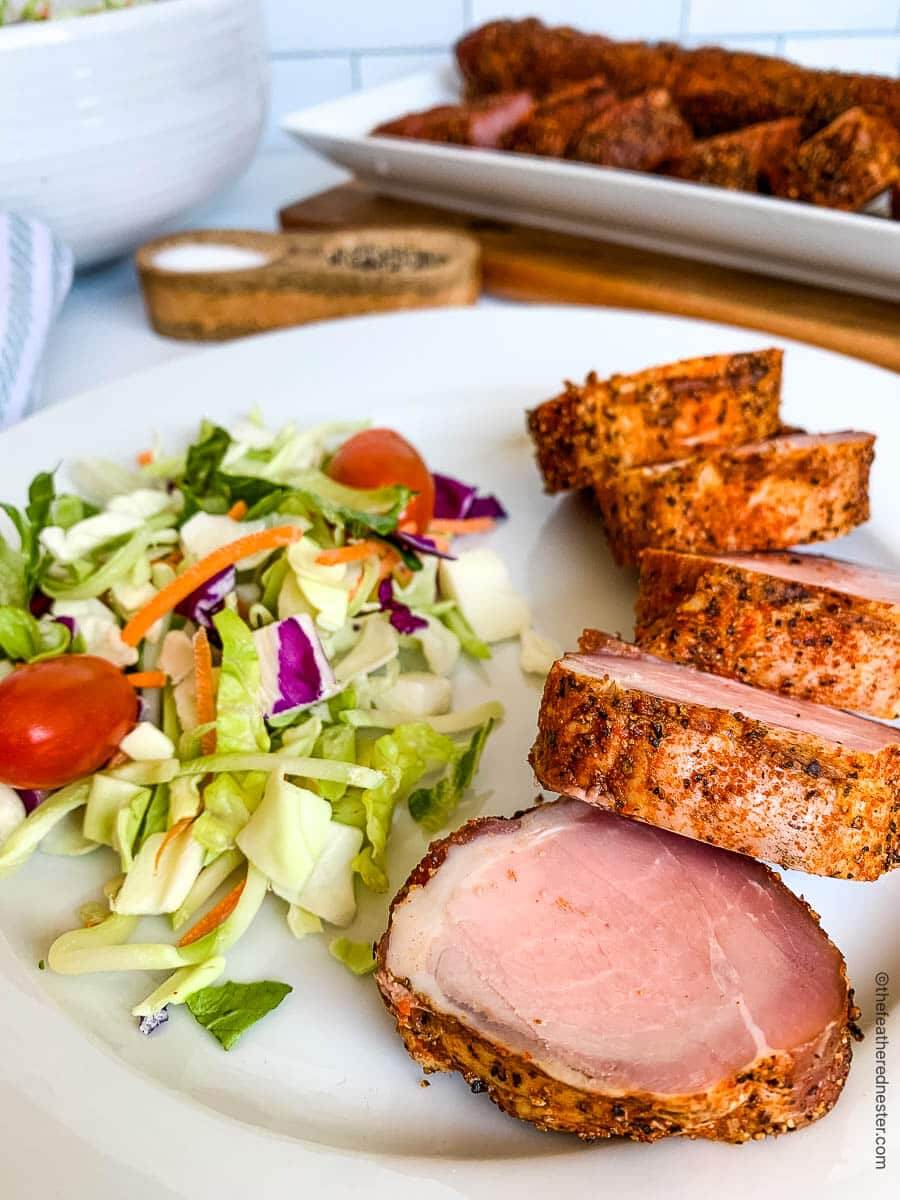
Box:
[0,306,897,1198]
[283,65,900,302]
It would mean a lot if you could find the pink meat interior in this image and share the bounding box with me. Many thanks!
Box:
[638,430,873,476]
[386,801,847,1096]
[711,550,900,605]
[566,637,899,751]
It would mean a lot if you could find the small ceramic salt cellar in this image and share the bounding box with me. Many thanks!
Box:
[136,228,480,341]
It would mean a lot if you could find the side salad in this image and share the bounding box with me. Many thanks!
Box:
[0,1,152,24]
[0,416,555,1049]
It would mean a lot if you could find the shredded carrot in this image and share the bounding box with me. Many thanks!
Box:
[125,670,168,689]
[428,517,496,534]
[192,627,216,757]
[428,533,452,555]
[136,449,154,467]
[397,520,418,534]
[377,547,401,581]
[154,816,194,869]
[315,540,383,566]
[394,564,414,588]
[177,876,246,947]
[227,499,248,521]
[121,525,303,647]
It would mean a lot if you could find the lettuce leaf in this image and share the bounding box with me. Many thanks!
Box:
[0,606,71,663]
[185,979,292,1051]
[329,938,376,976]
[278,472,411,539]
[353,723,457,891]
[0,470,55,603]
[312,724,356,802]
[408,719,495,833]
[213,609,270,755]
[235,773,331,896]
[111,824,205,916]
[191,773,253,853]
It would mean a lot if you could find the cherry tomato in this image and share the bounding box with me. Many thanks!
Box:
[328,428,435,534]
[0,656,138,789]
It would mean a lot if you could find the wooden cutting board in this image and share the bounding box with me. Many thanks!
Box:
[281,182,900,372]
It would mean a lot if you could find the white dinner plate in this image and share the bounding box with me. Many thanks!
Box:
[0,306,897,1199]
[283,65,900,303]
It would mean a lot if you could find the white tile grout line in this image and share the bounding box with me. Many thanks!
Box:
[267,30,900,65]
[679,0,691,40]
[269,44,453,62]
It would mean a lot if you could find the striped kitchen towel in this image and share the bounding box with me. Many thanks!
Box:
[0,214,74,429]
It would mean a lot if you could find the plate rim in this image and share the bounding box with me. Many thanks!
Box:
[1,304,897,1197]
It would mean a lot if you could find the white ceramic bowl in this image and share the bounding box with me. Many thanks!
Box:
[0,0,269,269]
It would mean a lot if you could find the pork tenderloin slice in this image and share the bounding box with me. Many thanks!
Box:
[372,92,534,148]
[595,430,874,565]
[377,799,854,1142]
[532,632,900,879]
[636,548,900,717]
[527,348,782,493]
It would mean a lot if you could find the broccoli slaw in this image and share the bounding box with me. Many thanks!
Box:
[0,413,557,1048]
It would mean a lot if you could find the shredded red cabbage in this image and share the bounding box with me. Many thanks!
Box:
[432,472,507,521]
[53,615,77,638]
[378,579,427,635]
[174,565,235,630]
[272,618,326,714]
[16,789,48,813]
[138,1008,169,1036]
[391,530,455,561]
[29,590,52,618]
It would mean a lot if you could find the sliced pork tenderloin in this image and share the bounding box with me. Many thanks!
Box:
[527,348,782,493]
[377,799,855,1142]
[503,76,617,157]
[636,548,900,717]
[595,431,874,565]
[530,631,900,879]
[371,92,534,148]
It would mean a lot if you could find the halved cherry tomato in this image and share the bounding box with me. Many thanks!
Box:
[0,656,138,789]
[328,428,435,534]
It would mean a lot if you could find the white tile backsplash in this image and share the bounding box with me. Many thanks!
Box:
[264,0,466,54]
[358,52,452,90]
[687,0,898,36]
[469,0,683,40]
[268,56,354,146]
[783,34,900,74]
[264,0,899,137]
[684,34,781,55]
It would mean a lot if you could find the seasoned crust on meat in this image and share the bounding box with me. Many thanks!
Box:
[531,633,900,880]
[570,89,693,171]
[375,806,856,1142]
[636,549,900,718]
[502,76,616,157]
[667,119,802,192]
[527,348,782,493]
[371,92,534,148]
[777,108,900,211]
[456,20,900,137]
[595,431,874,566]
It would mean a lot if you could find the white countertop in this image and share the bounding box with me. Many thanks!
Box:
[40,147,351,408]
